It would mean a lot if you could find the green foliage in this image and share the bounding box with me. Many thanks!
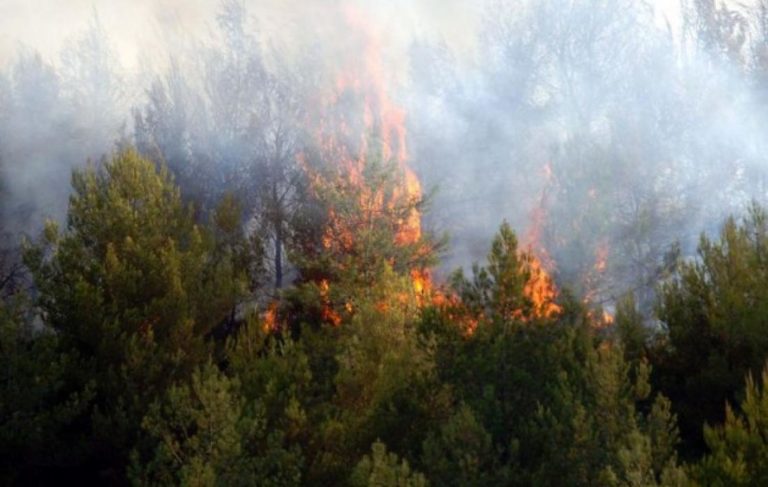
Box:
[131,363,249,486]
[225,318,310,482]
[131,360,302,486]
[22,149,250,471]
[350,441,428,487]
[646,395,683,479]
[696,365,768,485]
[310,266,448,483]
[654,202,768,454]
[423,222,687,486]
[0,298,95,482]
[287,147,439,329]
[421,404,503,486]
[16,150,768,486]
[615,293,650,368]
[212,192,266,294]
[450,220,549,323]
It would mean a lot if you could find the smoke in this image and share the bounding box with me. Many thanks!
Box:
[406,0,768,309]
[2,0,768,311]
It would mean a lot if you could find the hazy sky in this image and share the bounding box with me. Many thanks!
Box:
[0,0,485,70]
[0,0,759,94]
[0,0,705,71]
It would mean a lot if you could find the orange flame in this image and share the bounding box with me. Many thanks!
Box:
[520,161,562,320]
[595,243,608,274]
[326,6,423,253]
[523,254,563,319]
[584,241,614,324]
[524,162,556,271]
[301,7,430,325]
[602,310,614,325]
[263,301,280,333]
[583,240,610,306]
[411,268,429,296]
[319,279,342,327]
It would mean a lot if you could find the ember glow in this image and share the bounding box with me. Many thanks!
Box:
[263,300,279,332]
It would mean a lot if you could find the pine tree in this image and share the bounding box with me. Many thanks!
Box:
[23,149,250,475]
[350,441,428,487]
[287,146,438,330]
[696,364,768,485]
[309,265,447,483]
[654,203,768,454]
[421,403,503,486]
[131,360,303,487]
[0,297,95,483]
[424,222,686,485]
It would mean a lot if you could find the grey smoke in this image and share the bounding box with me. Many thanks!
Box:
[1,0,767,312]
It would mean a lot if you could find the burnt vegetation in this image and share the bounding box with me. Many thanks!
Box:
[4,0,768,485]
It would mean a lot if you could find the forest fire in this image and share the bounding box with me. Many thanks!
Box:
[522,255,562,319]
[327,6,424,252]
[521,160,615,324]
[262,301,280,333]
[582,241,609,302]
[302,5,431,320]
[587,241,610,300]
[524,162,557,271]
[587,242,614,326]
[319,279,342,326]
[302,8,569,328]
[520,161,562,319]
[7,1,768,482]
[594,243,608,274]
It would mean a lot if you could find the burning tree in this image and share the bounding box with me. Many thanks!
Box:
[449,221,561,332]
[287,7,438,329]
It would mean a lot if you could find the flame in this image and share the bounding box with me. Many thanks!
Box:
[411,268,429,296]
[431,289,480,336]
[602,310,614,325]
[519,161,562,320]
[394,169,423,247]
[583,240,610,305]
[594,243,608,274]
[301,5,430,326]
[522,161,612,325]
[524,162,556,271]
[319,279,342,327]
[427,248,562,339]
[263,301,279,333]
[325,6,423,253]
[523,254,563,319]
[573,239,615,326]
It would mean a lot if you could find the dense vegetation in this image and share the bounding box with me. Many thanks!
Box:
[2,149,768,486]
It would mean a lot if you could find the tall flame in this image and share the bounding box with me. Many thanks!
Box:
[301,6,430,325]
[523,255,562,319]
[585,239,614,326]
[525,162,612,326]
[328,6,423,252]
[521,161,562,319]
[306,6,423,249]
